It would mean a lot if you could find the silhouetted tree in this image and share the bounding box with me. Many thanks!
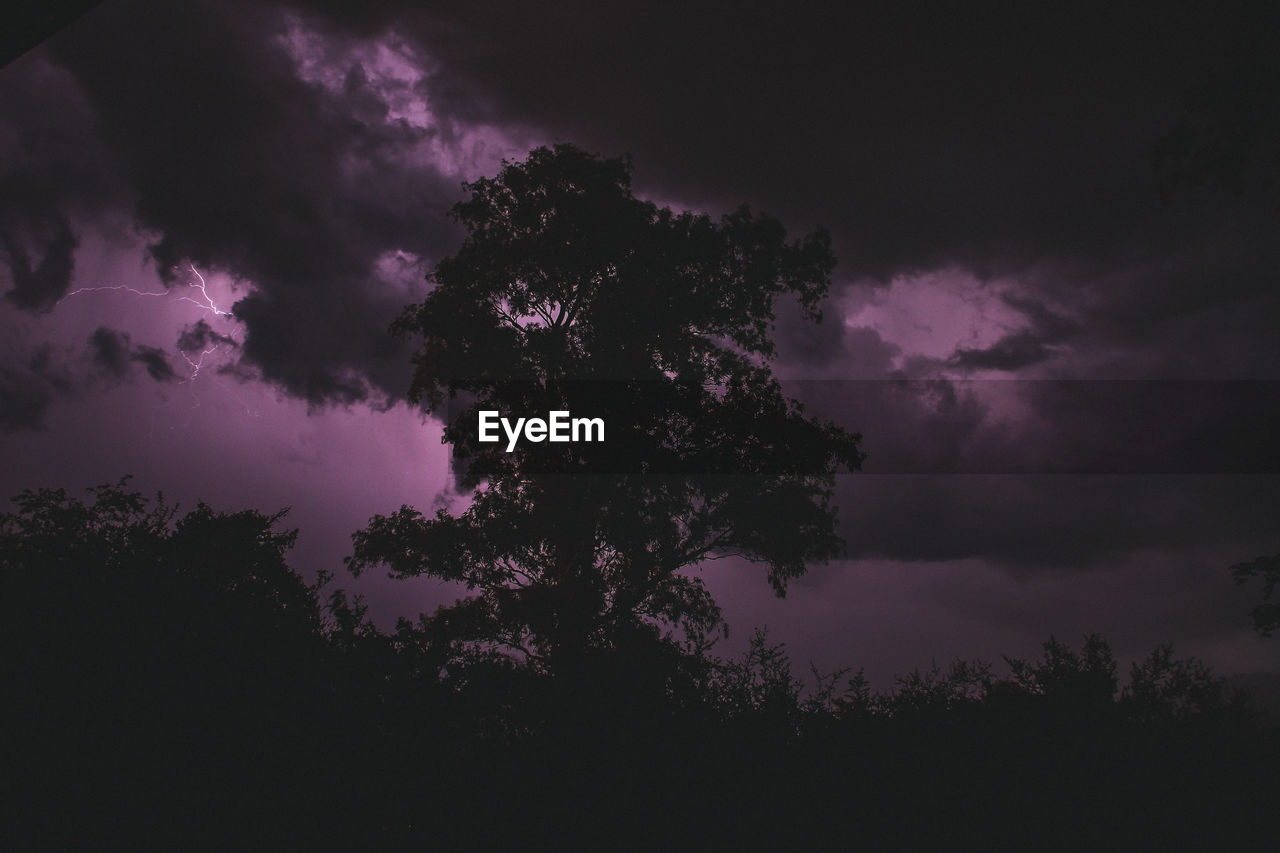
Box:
[1004,633,1119,711]
[1232,552,1280,637]
[1122,644,1245,723]
[349,144,863,682]
[1152,47,1280,204]
[0,477,323,653]
[0,479,367,846]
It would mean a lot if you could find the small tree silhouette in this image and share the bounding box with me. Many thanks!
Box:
[1231,552,1280,637]
[349,144,863,679]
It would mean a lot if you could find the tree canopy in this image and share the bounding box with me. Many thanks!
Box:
[1232,552,1280,637]
[349,144,864,674]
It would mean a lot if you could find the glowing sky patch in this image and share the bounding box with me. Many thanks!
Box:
[844,269,1029,368]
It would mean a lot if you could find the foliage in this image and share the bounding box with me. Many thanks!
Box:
[1231,552,1280,637]
[1004,633,1119,709]
[704,628,804,727]
[350,144,863,675]
[881,657,995,717]
[6,485,1276,848]
[1123,643,1245,722]
[0,479,353,847]
[0,476,321,634]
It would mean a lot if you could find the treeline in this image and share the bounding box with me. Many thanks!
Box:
[3,481,1275,850]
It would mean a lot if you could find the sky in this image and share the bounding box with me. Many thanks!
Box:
[3,0,1279,685]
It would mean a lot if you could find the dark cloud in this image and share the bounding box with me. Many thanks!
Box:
[296,1,1278,272]
[0,366,53,431]
[297,0,1280,404]
[832,473,1280,573]
[770,296,848,369]
[14,0,472,405]
[1014,380,1280,475]
[780,376,1280,571]
[951,331,1052,372]
[1002,294,1082,343]
[773,300,903,379]
[949,294,1082,372]
[790,379,988,475]
[88,326,129,377]
[88,326,177,383]
[0,345,73,431]
[11,0,1279,403]
[131,344,178,382]
[176,319,237,354]
[796,377,1280,480]
[0,55,125,312]
[0,210,79,312]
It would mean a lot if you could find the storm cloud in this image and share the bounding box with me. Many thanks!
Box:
[2,0,1278,677]
[6,0,531,404]
[88,327,178,383]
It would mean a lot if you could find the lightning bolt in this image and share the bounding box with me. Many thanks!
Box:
[59,265,246,423]
[56,283,169,305]
[180,345,221,382]
[58,264,235,318]
[171,344,221,431]
[169,266,240,392]
[184,265,234,317]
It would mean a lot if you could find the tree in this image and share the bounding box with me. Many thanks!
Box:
[0,478,356,847]
[1004,634,1118,710]
[1122,644,1241,723]
[0,477,322,640]
[1231,552,1280,637]
[349,144,863,677]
